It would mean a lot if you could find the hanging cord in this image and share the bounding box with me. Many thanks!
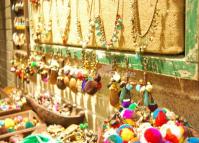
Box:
[76,0,79,19]
[41,0,52,28]
[89,0,94,19]
[98,0,101,16]
[116,0,120,15]
[137,0,159,37]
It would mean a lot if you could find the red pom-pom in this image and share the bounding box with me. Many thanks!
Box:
[155,111,168,126]
[165,129,179,143]
[144,128,163,143]
[77,71,84,80]
[97,82,102,90]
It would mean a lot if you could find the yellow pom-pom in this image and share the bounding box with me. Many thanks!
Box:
[4,118,15,128]
[125,119,136,126]
[120,128,134,141]
[23,117,29,122]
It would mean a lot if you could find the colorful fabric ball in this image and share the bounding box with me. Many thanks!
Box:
[0,120,5,126]
[4,118,15,128]
[120,128,134,142]
[116,124,133,134]
[160,121,186,143]
[136,84,141,92]
[104,134,123,143]
[144,128,163,143]
[155,111,168,127]
[25,121,34,128]
[128,103,138,110]
[125,119,136,126]
[8,128,15,133]
[137,123,152,138]
[77,71,84,80]
[121,109,135,119]
[186,137,199,143]
[122,99,131,108]
[126,84,133,91]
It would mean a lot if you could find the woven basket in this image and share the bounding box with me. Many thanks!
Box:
[26,96,85,127]
[0,89,21,116]
[0,110,44,141]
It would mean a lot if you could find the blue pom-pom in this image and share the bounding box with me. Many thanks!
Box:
[153,108,161,119]
[186,137,199,143]
[0,120,5,126]
[126,84,133,91]
[136,84,141,92]
[106,134,123,143]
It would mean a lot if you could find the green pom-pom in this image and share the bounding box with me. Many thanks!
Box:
[84,123,88,129]
[79,123,84,130]
[25,121,34,128]
[8,128,15,133]
[128,103,137,110]
[31,62,37,67]
[80,123,89,130]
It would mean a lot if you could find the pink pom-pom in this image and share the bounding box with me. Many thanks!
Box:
[122,109,135,119]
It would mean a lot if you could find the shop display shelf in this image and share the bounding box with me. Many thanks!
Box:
[0,110,44,141]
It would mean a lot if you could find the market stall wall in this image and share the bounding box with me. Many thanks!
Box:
[27,0,199,131]
[0,0,15,87]
[0,0,198,133]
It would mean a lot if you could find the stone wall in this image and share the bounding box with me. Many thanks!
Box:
[0,0,15,87]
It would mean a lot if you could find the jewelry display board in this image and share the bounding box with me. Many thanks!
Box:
[29,0,185,54]
[10,0,30,57]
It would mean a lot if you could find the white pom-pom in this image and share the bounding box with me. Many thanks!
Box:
[140,86,146,93]
[146,84,153,92]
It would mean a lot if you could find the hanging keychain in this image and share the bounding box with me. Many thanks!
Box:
[57,49,67,90]
[119,57,134,108]
[63,50,72,87]
[83,51,102,95]
[108,58,121,108]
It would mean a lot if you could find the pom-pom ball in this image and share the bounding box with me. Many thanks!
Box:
[144,128,163,143]
[122,99,131,108]
[120,128,134,142]
[25,121,34,128]
[104,134,123,143]
[155,110,168,127]
[121,109,135,119]
[128,103,138,110]
[4,118,15,128]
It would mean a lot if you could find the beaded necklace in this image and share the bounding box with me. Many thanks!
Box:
[80,0,96,49]
[94,0,123,49]
[75,0,82,44]
[129,0,159,52]
[40,0,52,42]
[56,0,71,44]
